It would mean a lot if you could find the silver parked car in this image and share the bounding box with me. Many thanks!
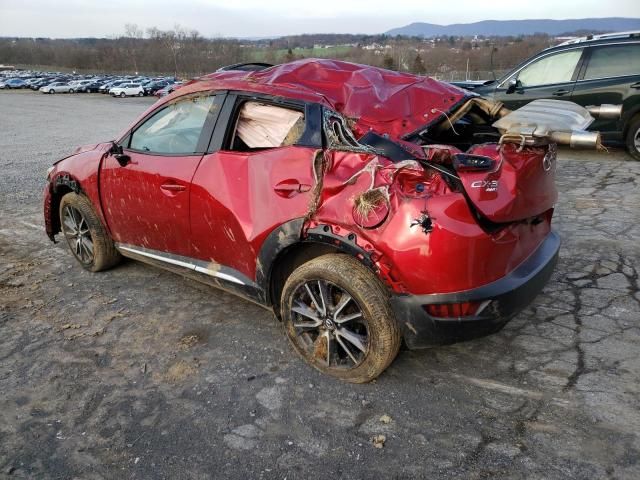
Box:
[39,82,72,94]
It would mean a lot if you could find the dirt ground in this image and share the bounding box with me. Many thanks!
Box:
[1,90,639,479]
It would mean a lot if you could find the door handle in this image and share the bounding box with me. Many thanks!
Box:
[630,82,640,89]
[552,89,570,96]
[160,183,186,193]
[274,179,311,198]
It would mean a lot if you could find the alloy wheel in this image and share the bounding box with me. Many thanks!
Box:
[289,280,369,368]
[61,205,94,265]
[634,126,640,153]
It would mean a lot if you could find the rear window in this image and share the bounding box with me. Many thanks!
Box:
[584,44,640,80]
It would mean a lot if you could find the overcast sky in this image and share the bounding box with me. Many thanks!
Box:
[0,0,638,38]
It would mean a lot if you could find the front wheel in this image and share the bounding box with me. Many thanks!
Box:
[280,254,401,383]
[59,192,121,272]
[626,116,640,161]
[49,89,54,94]
[138,91,143,97]
[120,92,126,98]
[69,88,74,93]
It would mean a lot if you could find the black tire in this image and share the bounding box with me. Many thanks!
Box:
[49,89,54,94]
[138,91,143,97]
[626,116,640,161]
[120,92,126,98]
[280,254,401,383]
[69,88,74,93]
[59,192,121,272]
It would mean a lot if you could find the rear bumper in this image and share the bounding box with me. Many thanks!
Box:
[390,231,560,349]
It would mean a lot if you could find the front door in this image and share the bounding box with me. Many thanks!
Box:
[100,93,220,257]
[492,48,585,110]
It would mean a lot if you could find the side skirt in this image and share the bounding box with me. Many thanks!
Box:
[115,243,269,308]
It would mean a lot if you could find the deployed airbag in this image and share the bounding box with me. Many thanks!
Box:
[236,102,304,148]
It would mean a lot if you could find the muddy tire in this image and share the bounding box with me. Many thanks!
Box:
[280,254,401,383]
[626,116,640,161]
[59,192,121,272]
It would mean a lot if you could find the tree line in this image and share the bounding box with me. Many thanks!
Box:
[0,25,555,80]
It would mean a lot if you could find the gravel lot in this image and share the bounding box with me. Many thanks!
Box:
[1,90,639,479]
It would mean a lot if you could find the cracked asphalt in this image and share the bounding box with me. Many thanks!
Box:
[1,90,639,479]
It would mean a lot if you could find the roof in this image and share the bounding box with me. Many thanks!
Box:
[555,30,640,47]
[176,59,468,140]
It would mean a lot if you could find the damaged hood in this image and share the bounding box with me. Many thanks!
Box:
[193,59,468,141]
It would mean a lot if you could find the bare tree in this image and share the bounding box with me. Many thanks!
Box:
[123,23,144,73]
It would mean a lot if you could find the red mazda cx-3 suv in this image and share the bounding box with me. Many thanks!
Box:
[44,59,608,382]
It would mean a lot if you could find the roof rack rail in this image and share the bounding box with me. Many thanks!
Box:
[216,62,274,72]
[556,30,640,47]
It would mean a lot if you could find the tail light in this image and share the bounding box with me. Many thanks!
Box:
[424,300,490,318]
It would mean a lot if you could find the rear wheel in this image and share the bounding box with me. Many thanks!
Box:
[280,254,401,383]
[69,88,74,93]
[626,116,640,161]
[138,91,143,97]
[59,192,121,272]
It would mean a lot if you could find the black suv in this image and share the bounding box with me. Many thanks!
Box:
[457,32,640,160]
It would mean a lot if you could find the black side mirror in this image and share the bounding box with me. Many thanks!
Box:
[506,78,521,94]
[109,142,130,166]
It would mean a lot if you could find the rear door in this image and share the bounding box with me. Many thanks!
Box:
[190,94,321,281]
[570,42,640,139]
[492,48,585,109]
[100,92,223,257]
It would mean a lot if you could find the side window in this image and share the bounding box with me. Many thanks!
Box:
[584,44,640,80]
[227,101,305,151]
[129,95,216,155]
[517,49,583,87]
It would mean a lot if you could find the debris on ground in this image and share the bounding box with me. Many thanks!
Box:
[178,334,200,350]
[379,414,392,424]
[371,434,386,449]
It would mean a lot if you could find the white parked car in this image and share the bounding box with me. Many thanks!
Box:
[109,83,144,97]
[39,82,72,94]
[68,79,93,93]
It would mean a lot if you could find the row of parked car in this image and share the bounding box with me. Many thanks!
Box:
[0,71,184,98]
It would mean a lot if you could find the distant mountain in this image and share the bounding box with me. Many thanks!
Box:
[385,17,640,37]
